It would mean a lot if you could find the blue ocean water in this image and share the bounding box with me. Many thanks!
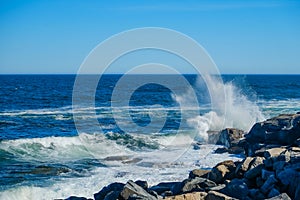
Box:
[0,74,299,199]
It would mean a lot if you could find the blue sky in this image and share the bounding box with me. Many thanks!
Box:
[0,0,299,74]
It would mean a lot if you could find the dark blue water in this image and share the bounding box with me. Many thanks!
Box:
[0,74,300,194]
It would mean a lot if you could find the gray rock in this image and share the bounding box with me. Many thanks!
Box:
[248,189,266,200]
[171,177,216,195]
[265,193,291,200]
[149,182,179,195]
[261,169,275,180]
[246,114,300,145]
[120,180,157,200]
[65,197,89,200]
[216,128,244,148]
[264,148,286,159]
[135,180,148,190]
[260,175,277,194]
[221,178,248,199]
[209,184,226,191]
[205,191,236,200]
[208,160,236,184]
[104,191,120,200]
[244,164,264,179]
[189,169,210,179]
[94,182,124,200]
[267,188,280,198]
[235,157,254,177]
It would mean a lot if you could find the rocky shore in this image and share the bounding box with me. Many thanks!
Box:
[64,113,300,200]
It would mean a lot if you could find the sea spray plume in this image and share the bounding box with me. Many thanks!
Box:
[175,75,265,142]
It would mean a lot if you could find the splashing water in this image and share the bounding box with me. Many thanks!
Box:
[176,75,265,142]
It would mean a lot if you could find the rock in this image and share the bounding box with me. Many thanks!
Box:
[264,148,286,159]
[135,180,148,190]
[244,164,264,179]
[256,176,265,188]
[246,114,300,145]
[267,188,280,198]
[261,169,275,180]
[94,182,124,200]
[221,178,248,199]
[277,168,297,186]
[149,182,179,195]
[260,175,277,194]
[103,191,120,200]
[209,184,226,191]
[120,180,157,200]
[214,147,228,154]
[65,197,89,200]
[235,157,254,177]
[171,177,216,195]
[265,193,291,200]
[189,169,210,179]
[216,128,244,148]
[164,192,207,200]
[208,160,236,184]
[205,191,236,200]
[248,188,266,200]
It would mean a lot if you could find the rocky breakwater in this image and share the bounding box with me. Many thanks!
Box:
[64,113,300,200]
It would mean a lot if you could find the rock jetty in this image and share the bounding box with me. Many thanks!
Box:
[64,113,300,200]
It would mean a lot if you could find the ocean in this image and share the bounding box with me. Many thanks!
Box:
[0,74,299,199]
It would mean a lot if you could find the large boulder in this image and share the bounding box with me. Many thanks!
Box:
[246,114,300,145]
[205,191,236,200]
[164,192,207,200]
[216,128,244,148]
[94,182,124,200]
[120,180,157,200]
[221,178,249,199]
[208,160,236,184]
[171,177,216,195]
[189,169,211,179]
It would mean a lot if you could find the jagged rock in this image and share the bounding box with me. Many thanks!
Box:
[265,193,291,200]
[214,147,228,154]
[205,191,236,200]
[209,184,226,191]
[94,182,124,200]
[189,169,210,179]
[235,157,254,177]
[163,192,207,200]
[120,180,157,200]
[221,178,248,199]
[135,180,148,190]
[260,175,277,194]
[208,160,236,184]
[246,114,300,145]
[248,188,266,200]
[244,157,265,179]
[171,177,216,195]
[149,182,179,195]
[65,197,89,200]
[261,169,275,180]
[216,128,244,148]
[264,148,286,159]
[267,188,281,198]
[104,191,120,200]
[278,169,300,199]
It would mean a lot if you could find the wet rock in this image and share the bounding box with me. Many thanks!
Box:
[214,147,228,154]
[260,175,277,194]
[267,188,280,198]
[264,148,286,159]
[216,128,244,148]
[261,169,275,180]
[149,182,179,195]
[244,157,265,179]
[164,192,207,200]
[65,197,89,200]
[171,177,216,195]
[135,180,148,190]
[103,191,120,200]
[221,178,248,199]
[94,182,124,200]
[246,114,300,145]
[189,169,210,179]
[120,180,157,200]
[209,184,226,191]
[265,193,291,200]
[208,160,236,184]
[205,191,236,200]
[248,188,266,200]
[235,157,254,177]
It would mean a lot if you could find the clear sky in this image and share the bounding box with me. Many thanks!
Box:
[0,0,299,74]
